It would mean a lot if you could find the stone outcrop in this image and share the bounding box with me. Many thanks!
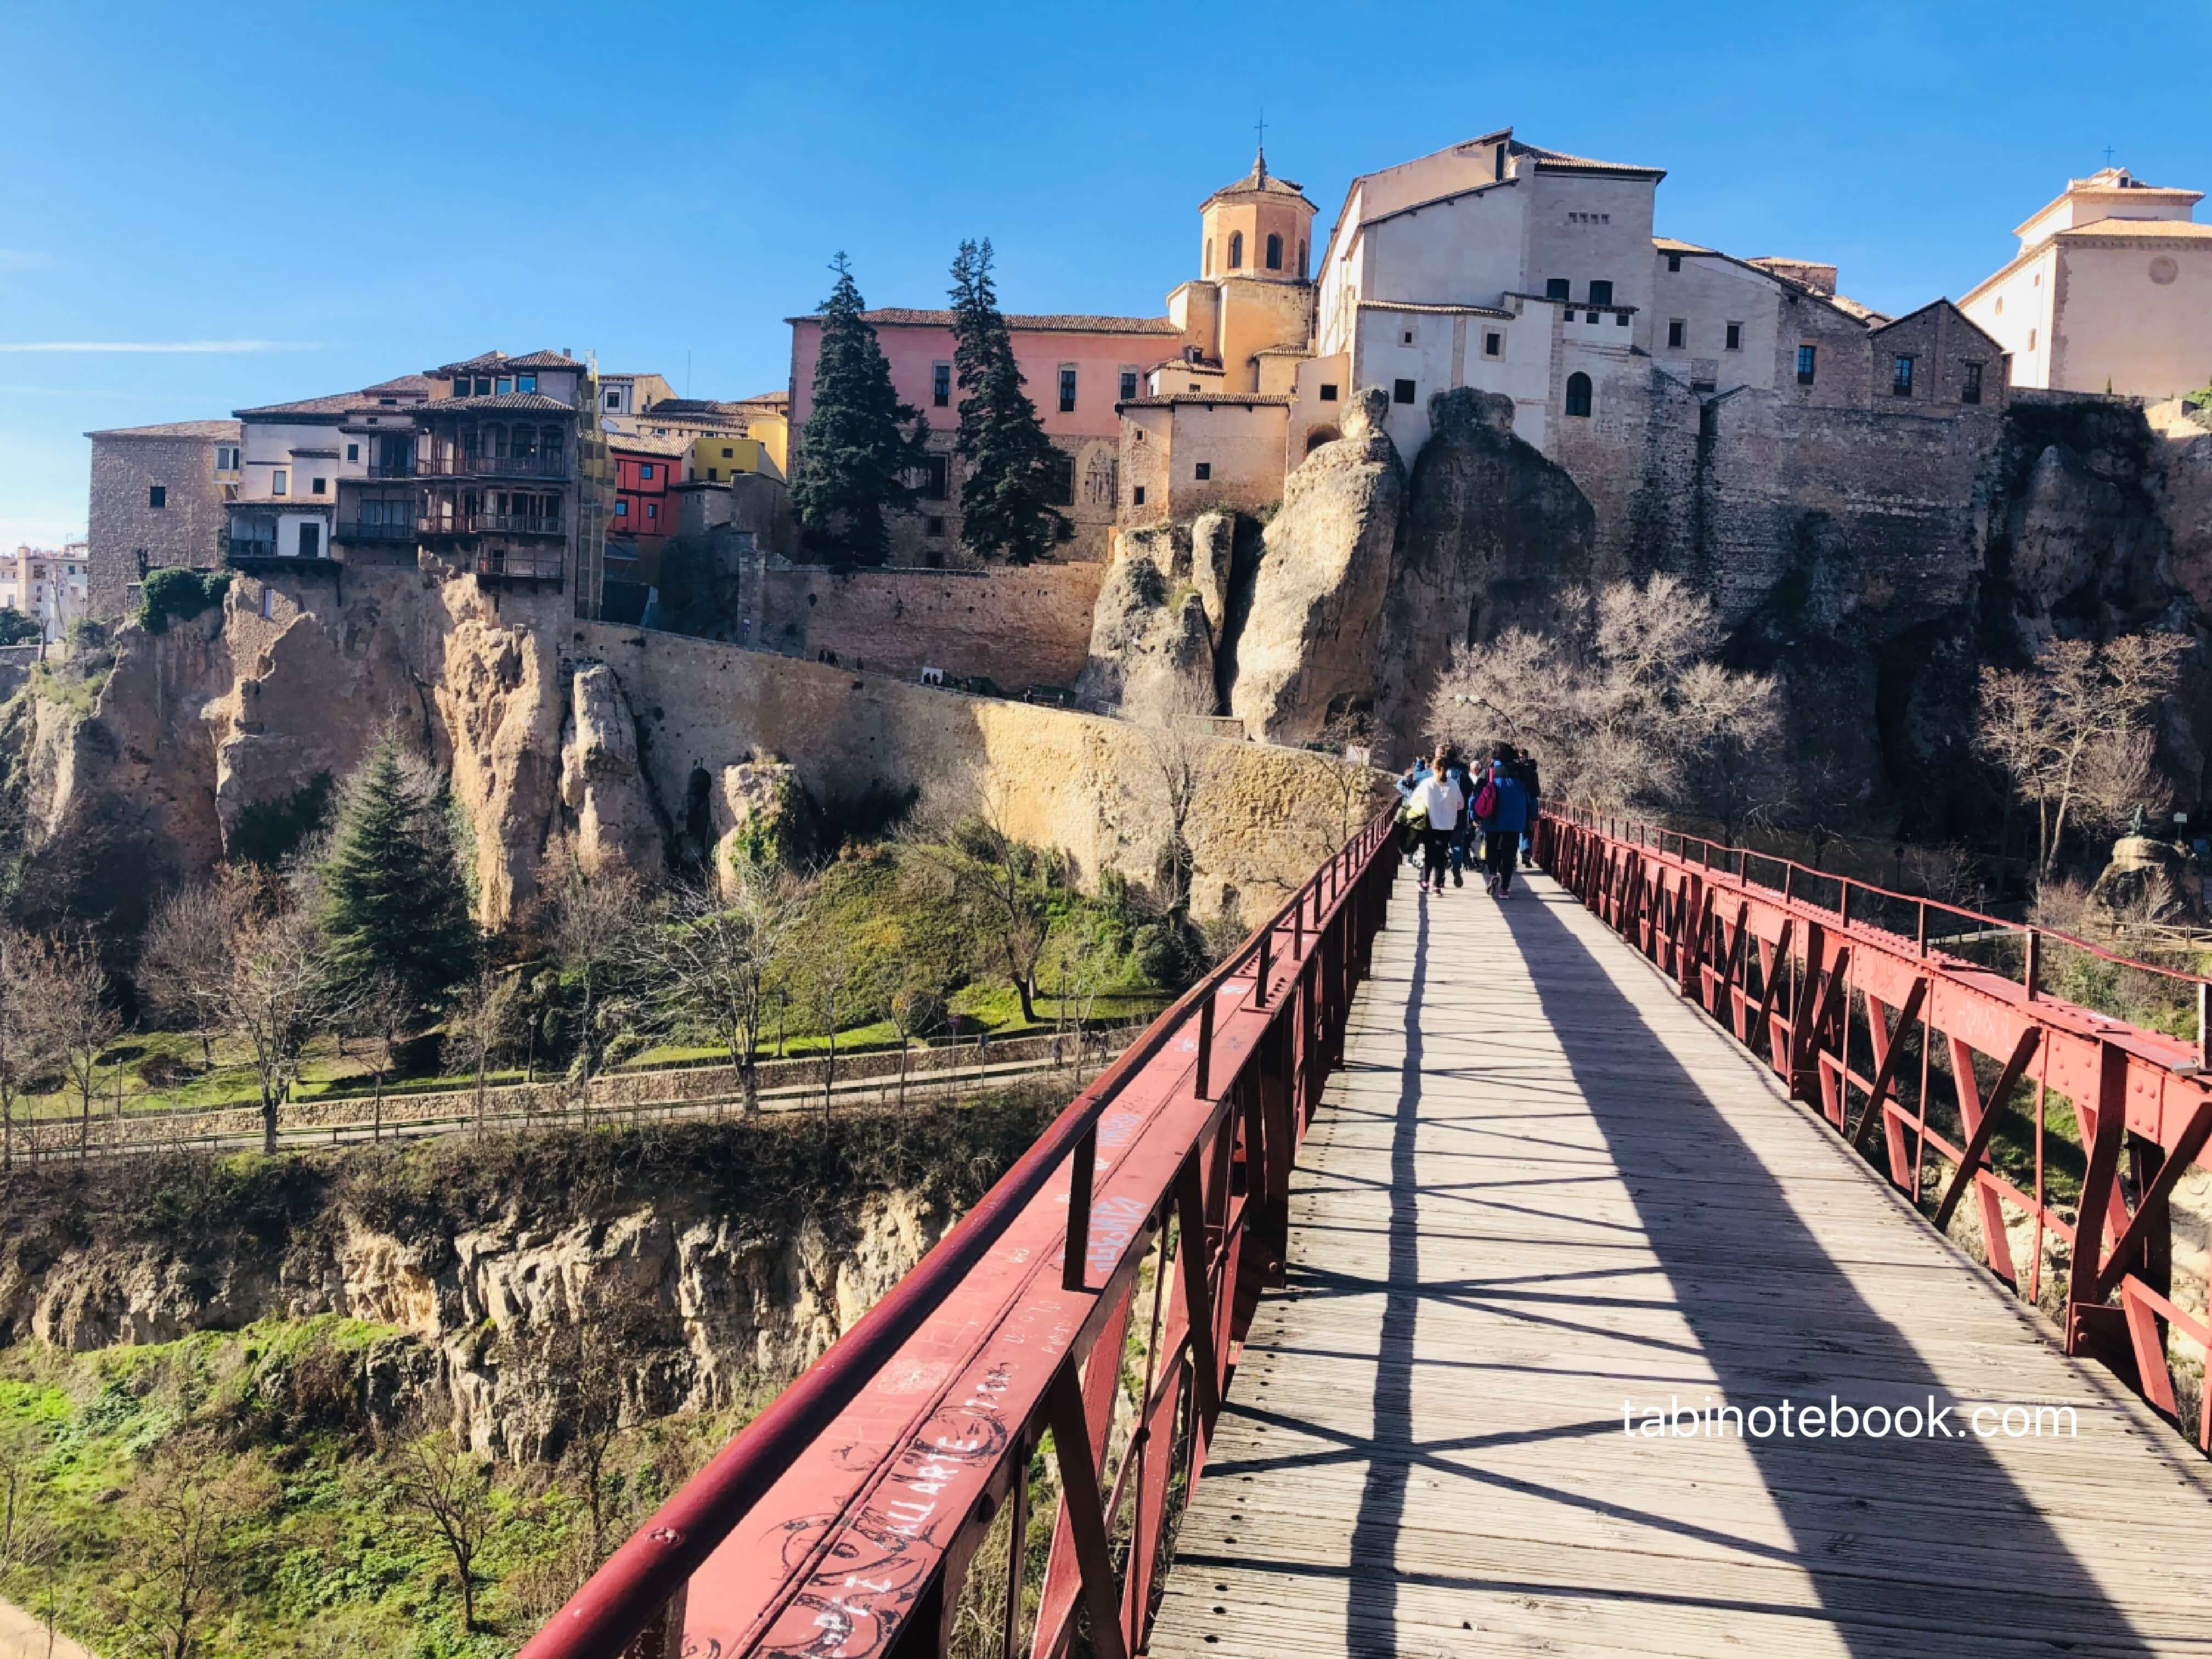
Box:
[559,662,661,877]
[1228,387,1404,743]
[709,756,817,879]
[2089,835,2204,923]
[1074,519,1223,720]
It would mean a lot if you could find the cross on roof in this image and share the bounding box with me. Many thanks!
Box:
[2104,145,2117,166]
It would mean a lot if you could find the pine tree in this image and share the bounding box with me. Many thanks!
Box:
[319,732,480,1017]
[949,239,1069,565]
[792,253,929,568]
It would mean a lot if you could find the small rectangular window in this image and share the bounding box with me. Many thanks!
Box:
[1544,278,1570,301]
[1613,312,1628,327]
[1393,379,1416,404]
[216,445,239,470]
[646,503,657,521]
[272,470,287,495]
[933,363,951,407]
[1319,383,1339,401]
[475,376,493,396]
[722,447,733,458]
[1585,312,1600,324]
[1667,319,1685,348]
[640,464,654,481]
[917,455,949,499]
[1119,369,1138,401]
[1483,333,1502,357]
[707,467,719,481]
[1195,461,1212,481]
[606,390,622,407]
[312,477,326,495]
[1588,280,1614,306]
[1892,354,1915,398]
[616,499,630,517]
[1401,329,1415,346]
[1667,253,1682,273]
[346,443,359,462]
[518,374,536,392]
[148,484,166,509]
[1058,366,1077,414]
[1725,322,1743,351]
[1797,344,1817,385]
[925,515,946,536]
[1132,486,1146,506]
[1962,362,1984,405]
[495,377,513,395]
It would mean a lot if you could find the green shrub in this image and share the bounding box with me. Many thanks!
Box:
[230,771,334,868]
[138,567,233,634]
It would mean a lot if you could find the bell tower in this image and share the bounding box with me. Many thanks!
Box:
[1199,143,1317,283]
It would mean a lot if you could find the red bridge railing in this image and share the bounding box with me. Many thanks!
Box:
[522,809,1404,1659]
[1539,806,2212,1451]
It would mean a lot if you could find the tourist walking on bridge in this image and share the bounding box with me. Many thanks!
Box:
[1475,744,1530,896]
[1408,749,1465,895]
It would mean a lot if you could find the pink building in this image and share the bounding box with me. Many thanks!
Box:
[787,308,1180,563]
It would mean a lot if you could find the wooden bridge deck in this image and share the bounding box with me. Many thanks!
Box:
[1146,873,2212,1658]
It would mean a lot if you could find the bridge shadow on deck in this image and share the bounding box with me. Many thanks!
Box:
[1463,882,2164,1655]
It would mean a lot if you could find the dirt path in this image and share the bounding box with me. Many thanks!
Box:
[0,1595,92,1659]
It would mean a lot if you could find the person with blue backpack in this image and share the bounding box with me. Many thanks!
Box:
[1473,743,1531,896]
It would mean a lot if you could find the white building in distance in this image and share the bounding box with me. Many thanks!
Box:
[1962,166,2212,399]
[2,543,91,640]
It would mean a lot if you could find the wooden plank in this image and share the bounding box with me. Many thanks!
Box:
[1144,877,2212,1658]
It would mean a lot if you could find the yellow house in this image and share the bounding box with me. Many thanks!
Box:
[687,434,777,483]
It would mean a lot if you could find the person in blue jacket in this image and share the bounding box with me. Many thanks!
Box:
[1474,744,1530,896]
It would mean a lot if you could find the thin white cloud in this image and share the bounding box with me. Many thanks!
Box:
[0,250,49,273]
[0,339,319,354]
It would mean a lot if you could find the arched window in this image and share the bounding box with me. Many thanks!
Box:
[1265,233,1282,270]
[1565,373,1593,418]
[1204,238,1213,275]
[1228,232,1244,270]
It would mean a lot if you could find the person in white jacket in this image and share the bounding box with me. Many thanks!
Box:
[1409,751,1465,895]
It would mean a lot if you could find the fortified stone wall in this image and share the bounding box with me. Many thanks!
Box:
[754,560,1106,687]
[582,622,1376,917]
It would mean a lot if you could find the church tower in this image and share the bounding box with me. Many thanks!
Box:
[1166,145,1319,395]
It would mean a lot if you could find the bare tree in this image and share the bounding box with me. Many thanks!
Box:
[441,967,518,1138]
[227,899,346,1156]
[798,936,870,1132]
[1426,574,1782,828]
[1976,632,2187,878]
[390,1424,499,1632]
[109,1436,274,1659]
[1131,703,1229,917]
[0,1413,45,1572]
[347,971,412,1142]
[637,859,807,1115]
[141,873,252,1070]
[545,847,645,1091]
[32,929,122,1162]
[0,924,55,1171]
[541,1293,666,1571]
[885,971,946,1110]
[903,787,1054,1023]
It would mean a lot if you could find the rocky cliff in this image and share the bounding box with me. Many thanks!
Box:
[0,1092,1059,1458]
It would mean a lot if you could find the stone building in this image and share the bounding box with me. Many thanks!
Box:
[82,417,241,618]
[1962,166,2212,399]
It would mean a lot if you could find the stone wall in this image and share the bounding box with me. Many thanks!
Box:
[583,622,1381,917]
[755,559,1106,687]
[86,432,232,620]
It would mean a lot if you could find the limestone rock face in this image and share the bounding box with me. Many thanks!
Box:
[1378,387,1597,738]
[2011,443,2131,613]
[1189,510,1235,644]
[710,757,816,879]
[0,1181,948,1462]
[2153,403,2212,617]
[1074,522,1220,720]
[1228,386,1404,743]
[2089,835,2203,923]
[560,662,661,877]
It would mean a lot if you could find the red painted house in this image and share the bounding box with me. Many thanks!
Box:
[610,431,688,551]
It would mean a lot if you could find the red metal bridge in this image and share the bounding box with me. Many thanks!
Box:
[524,810,2212,1658]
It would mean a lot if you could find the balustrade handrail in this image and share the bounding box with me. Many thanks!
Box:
[414,453,571,478]
[520,807,1402,1659]
[1538,808,2212,1453]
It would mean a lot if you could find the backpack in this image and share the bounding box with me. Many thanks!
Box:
[1472,774,1499,820]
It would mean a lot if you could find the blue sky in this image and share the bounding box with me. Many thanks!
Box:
[3,0,2207,546]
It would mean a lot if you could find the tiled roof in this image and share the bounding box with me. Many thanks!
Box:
[732,389,789,409]
[1116,393,1292,408]
[1148,357,1224,374]
[1513,140,1666,179]
[428,351,507,375]
[1654,236,1714,255]
[1826,293,1890,325]
[85,417,241,441]
[2058,218,2212,240]
[1201,149,1313,207]
[415,392,575,412]
[640,398,745,417]
[791,308,1180,336]
[427,349,578,375]
[289,447,340,458]
[1361,298,1514,319]
[500,349,581,369]
[1253,345,1313,355]
[236,374,436,419]
[609,432,692,457]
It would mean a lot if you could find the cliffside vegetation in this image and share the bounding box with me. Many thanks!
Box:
[0,1088,1068,1657]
